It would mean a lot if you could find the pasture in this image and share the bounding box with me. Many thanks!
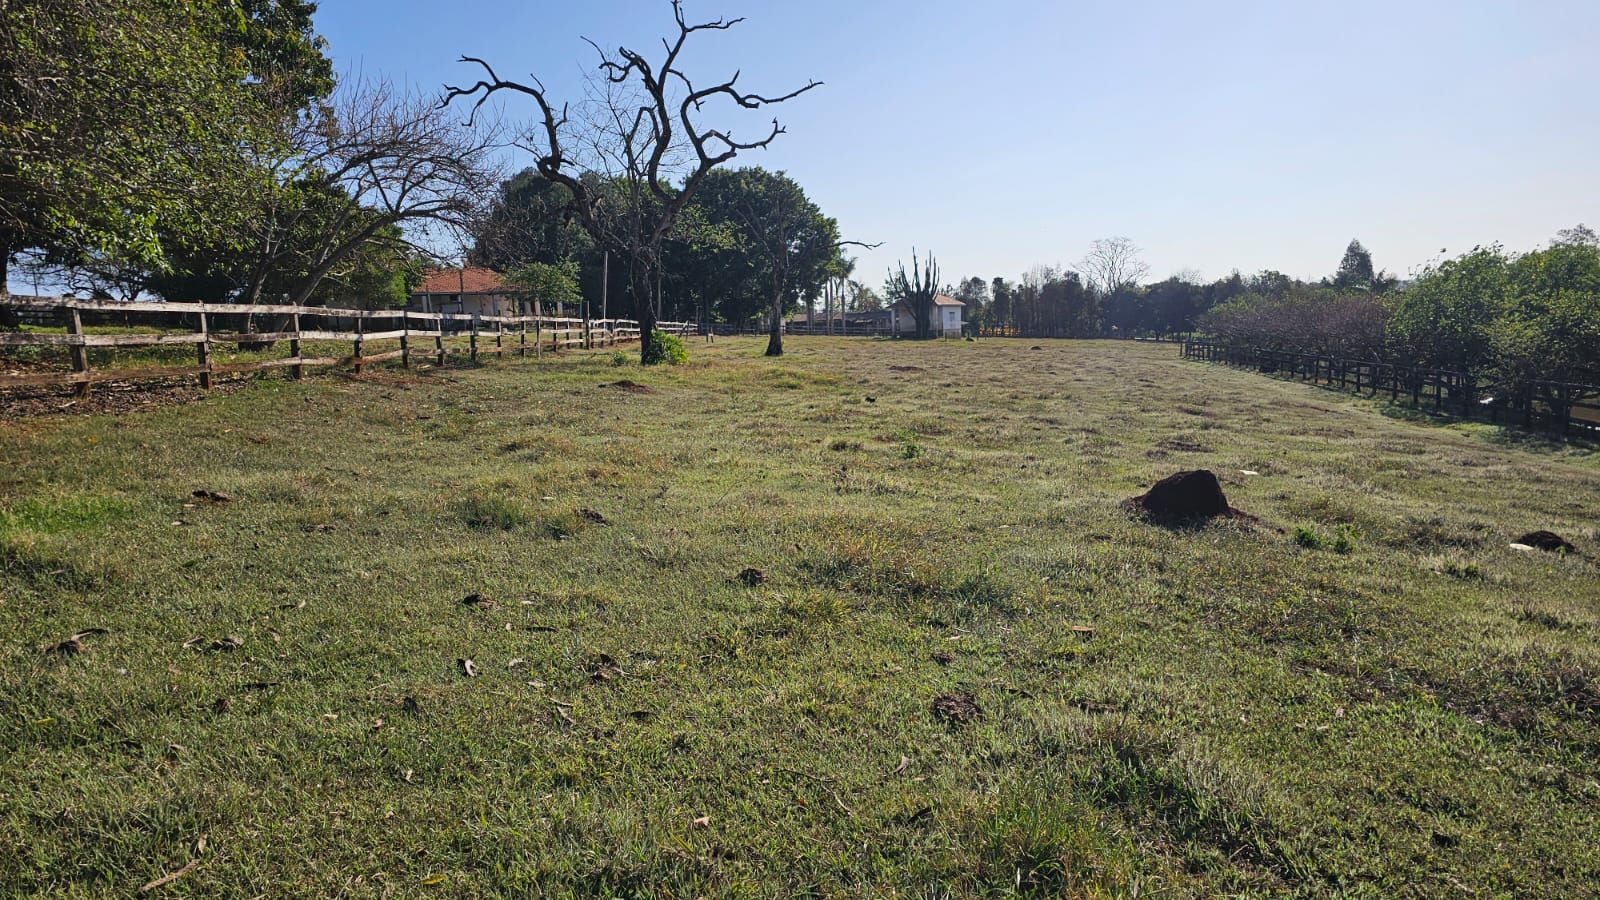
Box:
[2,338,1597,896]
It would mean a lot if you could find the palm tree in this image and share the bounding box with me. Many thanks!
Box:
[824,254,856,334]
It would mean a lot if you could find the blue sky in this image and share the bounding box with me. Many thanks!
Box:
[60,1,1600,293]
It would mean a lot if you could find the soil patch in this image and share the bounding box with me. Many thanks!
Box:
[888,365,925,372]
[1516,531,1578,554]
[601,380,656,394]
[932,692,982,725]
[0,377,248,419]
[1125,469,1248,523]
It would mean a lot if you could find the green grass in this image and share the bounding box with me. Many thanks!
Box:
[2,338,1598,896]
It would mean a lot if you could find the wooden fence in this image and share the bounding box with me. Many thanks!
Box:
[0,297,693,396]
[1181,340,1600,437]
[781,322,894,337]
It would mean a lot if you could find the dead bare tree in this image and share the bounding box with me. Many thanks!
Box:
[239,80,502,307]
[445,1,820,363]
[887,250,940,340]
[1079,236,1150,298]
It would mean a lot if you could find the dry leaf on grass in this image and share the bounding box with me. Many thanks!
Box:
[44,628,107,657]
[139,859,199,892]
[183,636,243,653]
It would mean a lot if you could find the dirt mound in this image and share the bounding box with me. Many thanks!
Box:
[932,692,981,725]
[1125,469,1240,522]
[888,365,925,372]
[600,380,656,394]
[1516,531,1577,554]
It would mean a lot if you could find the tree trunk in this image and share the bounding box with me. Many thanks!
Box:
[914,298,932,340]
[765,279,784,357]
[0,235,17,329]
[632,260,660,364]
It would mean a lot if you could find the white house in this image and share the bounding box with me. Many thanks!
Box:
[888,294,965,337]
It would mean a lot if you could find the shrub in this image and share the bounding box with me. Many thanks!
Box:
[648,330,688,365]
[899,441,925,460]
[1331,524,1358,554]
[609,350,628,367]
[1294,523,1358,554]
[1292,524,1325,550]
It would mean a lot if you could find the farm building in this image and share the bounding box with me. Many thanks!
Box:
[407,267,531,317]
[889,294,965,337]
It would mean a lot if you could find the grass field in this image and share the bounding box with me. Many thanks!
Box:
[2,338,1597,897]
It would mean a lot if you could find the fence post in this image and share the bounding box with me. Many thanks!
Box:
[495,318,504,359]
[434,317,446,367]
[399,311,410,368]
[518,319,528,358]
[353,314,365,375]
[470,315,479,362]
[196,310,213,389]
[1461,374,1474,418]
[290,312,303,380]
[64,305,92,398]
[1562,384,1572,436]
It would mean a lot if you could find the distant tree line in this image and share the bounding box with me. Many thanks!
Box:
[1200,229,1600,388]
[958,232,1599,387]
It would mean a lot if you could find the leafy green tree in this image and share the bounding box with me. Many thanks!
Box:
[1,0,334,294]
[1552,223,1598,249]
[689,167,839,355]
[1,0,260,286]
[852,282,884,312]
[990,278,1013,330]
[954,276,989,327]
[470,170,594,272]
[1386,246,1509,370]
[302,222,422,308]
[1489,241,1600,394]
[509,261,583,311]
[1333,239,1377,291]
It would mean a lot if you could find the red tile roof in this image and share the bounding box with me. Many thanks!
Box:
[415,267,521,295]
